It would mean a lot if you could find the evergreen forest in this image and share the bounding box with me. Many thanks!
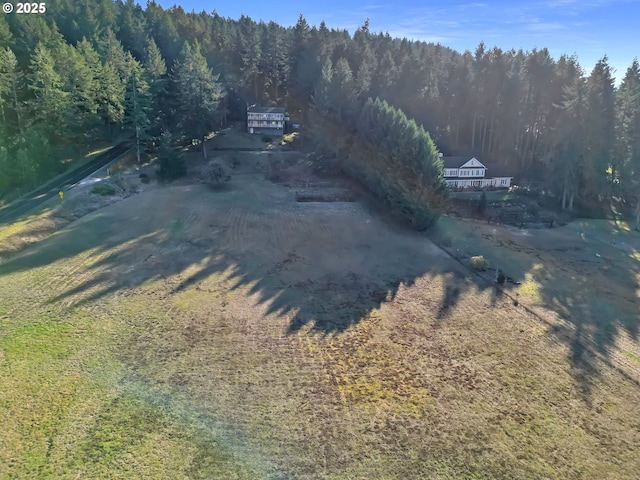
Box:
[1,0,639,223]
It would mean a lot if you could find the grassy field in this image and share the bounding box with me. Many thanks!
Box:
[430,215,640,380]
[1,132,639,478]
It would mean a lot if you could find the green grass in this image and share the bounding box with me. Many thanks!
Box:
[91,183,117,196]
[0,217,36,242]
[622,351,640,364]
[84,146,112,158]
[0,270,271,480]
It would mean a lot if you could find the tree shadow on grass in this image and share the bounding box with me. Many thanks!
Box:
[1,185,638,402]
[534,250,640,403]
[0,184,497,339]
[431,217,640,402]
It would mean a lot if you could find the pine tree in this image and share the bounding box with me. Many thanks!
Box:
[584,56,616,201]
[549,67,587,210]
[118,0,149,60]
[616,59,640,229]
[0,48,24,137]
[124,53,151,163]
[313,58,333,113]
[261,21,289,102]
[372,50,397,99]
[144,37,168,133]
[98,28,129,80]
[92,28,129,137]
[235,16,261,101]
[355,46,376,98]
[330,58,355,121]
[157,130,186,179]
[14,147,38,186]
[72,38,104,143]
[288,14,316,103]
[27,43,71,142]
[100,60,126,136]
[350,97,446,229]
[0,14,12,48]
[172,41,224,160]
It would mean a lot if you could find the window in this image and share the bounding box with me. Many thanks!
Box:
[501,178,507,186]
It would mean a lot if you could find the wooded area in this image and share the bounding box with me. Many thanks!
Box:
[0,0,639,222]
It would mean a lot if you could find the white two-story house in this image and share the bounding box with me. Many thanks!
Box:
[442,155,513,189]
[247,106,286,136]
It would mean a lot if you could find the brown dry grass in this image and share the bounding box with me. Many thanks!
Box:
[1,136,639,478]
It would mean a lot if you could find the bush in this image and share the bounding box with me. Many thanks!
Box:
[262,135,272,143]
[470,255,489,271]
[139,173,150,184]
[440,235,453,247]
[91,183,116,196]
[203,162,230,184]
[477,190,487,214]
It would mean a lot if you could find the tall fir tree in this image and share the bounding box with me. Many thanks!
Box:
[144,37,168,133]
[27,43,71,143]
[172,41,223,159]
[584,56,616,200]
[0,48,24,137]
[549,66,587,210]
[616,59,640,228]
[124,53,151,163]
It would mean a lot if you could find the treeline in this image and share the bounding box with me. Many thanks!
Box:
[0,0,639,219]
[0,1,225,195]
[310,88,446,228]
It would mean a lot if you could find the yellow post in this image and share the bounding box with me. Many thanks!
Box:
[58,191,64,204]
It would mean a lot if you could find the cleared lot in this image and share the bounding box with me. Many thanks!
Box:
[0,142,639,478]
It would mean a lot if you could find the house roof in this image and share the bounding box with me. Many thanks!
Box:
[442,156,487,169]
[483,162,514,178]
[247,106,286,114]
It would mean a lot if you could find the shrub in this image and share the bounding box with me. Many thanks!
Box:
[203,162,230,184]
[157,132,186,180]
[139,173,150,184]
[440,235,453,247]
[477,190,487,214]
[470,255,489,271]
[262,135,272,143]
[91,183,116,196]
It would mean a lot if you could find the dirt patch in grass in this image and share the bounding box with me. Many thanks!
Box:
[1,158,640,478]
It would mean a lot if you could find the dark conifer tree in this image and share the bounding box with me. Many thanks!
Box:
[172,41,223,159]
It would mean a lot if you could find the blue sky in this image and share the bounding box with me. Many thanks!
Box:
[152,0,639,82]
